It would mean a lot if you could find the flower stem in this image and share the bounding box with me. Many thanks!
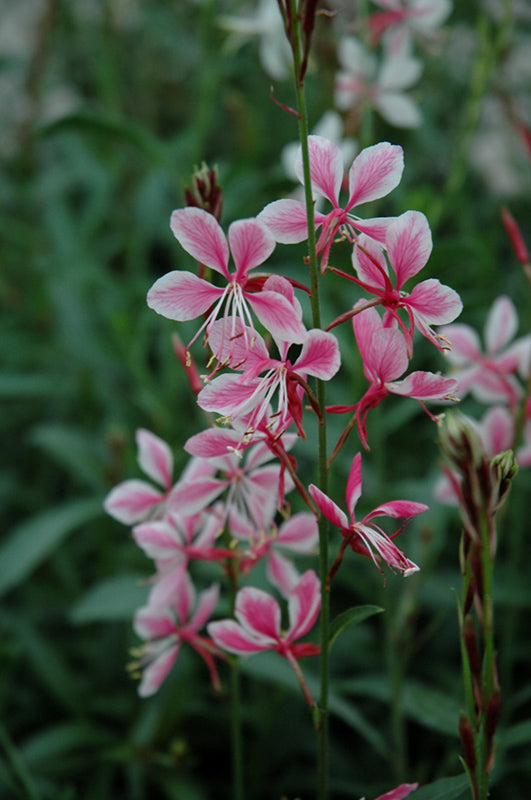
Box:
[287,3,330,797]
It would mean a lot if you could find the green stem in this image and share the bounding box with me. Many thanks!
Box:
[224,543,244,800]
[288,3,330,798]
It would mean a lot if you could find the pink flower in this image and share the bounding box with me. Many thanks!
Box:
[146,208,306,357]
[132,570,222,697]
[330,305,457,449]
[441,295,531,405]
[208,570,321,705]
[309,452,426,579]
[368,0,452,51]
[361,783,419,800]
[258,136,404,268]
[103,429,174,525]
[333,210,462,353]
[197,317,341,439]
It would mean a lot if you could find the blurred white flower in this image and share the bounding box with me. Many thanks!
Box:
[335,36,423,128]
[219,0,292,80]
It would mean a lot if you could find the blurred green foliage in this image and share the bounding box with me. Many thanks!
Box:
[1,1,531,798]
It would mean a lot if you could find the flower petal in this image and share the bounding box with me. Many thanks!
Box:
[104,479,164,525]
[348,142,404,208]
[388,371,457,400]
[258,199,325,243]
[308,483,349,530]
[228,218,276,280]
[295,135,343,205]
[147,270,223,321]
[276,512,319,553]
[137,643,179,697]
[287,570,321,641]
[386,210,432,286]
[294,329,341,379]
[235,586,281,641]
[170,207,229,276]
[345,452,363,519]
[484,295,518,354]
[407,279,463,325]
[136,429,173,489]
[208,619,269,654]
[352,235,388,289]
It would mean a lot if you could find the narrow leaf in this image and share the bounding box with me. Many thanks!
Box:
[328,605,384,650]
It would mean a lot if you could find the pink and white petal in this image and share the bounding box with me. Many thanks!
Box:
[104,479,164,525]
[345,452,363,519]
[353,304,386,369]
[147,566,188,609]
[386,210,432,286]
[368,328,409,383]
[485,295,518,355]
[168,477,226,516]
[190,583,220,631]
[347,142,404,209]
[276,512,319,553]
[287,570,321,641]
[208,619,269,654]
[364,500,428,523]
[308,484,349,530]
[470,371,523,405]
[294,329,341,379]
[407,279,463,325]
[351,235,388,288]
[185,428,243,458]
[438,324,482,366]
[207,317,269,366]
[235,586,281,641]
[495,336,531,377]
[138,643,179,697]
[258,199,322,244]
[173,570,196,625]
[388,371,458,400]
[479,406,514,455]
[295,135,343,204]
[248,290,307,344]
[170,207,229,277]
[198,374,264,416]
[146,271,223,321]
[134,606,176,639]
[267,550,301,596]
[136,429,174,489]
[356,524,419,575]
[228,218,276,280]
[351,215,396,244]
[132,520,181,560]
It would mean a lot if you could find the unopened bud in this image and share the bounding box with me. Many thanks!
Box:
[458,712,476,770]
[501,207,530,266]
[439,413,485,475]
[463,616,481,678]
[490,449,518,510]
[184,163,223,221]
[486,687,502,774]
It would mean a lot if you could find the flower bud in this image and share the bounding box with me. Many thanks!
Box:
[184,163,223,221]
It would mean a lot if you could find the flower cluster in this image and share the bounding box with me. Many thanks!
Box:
[103,133,463,704]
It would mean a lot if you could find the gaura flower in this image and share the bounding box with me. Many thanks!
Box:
[309,452,426,579]
[131,570,222,697]
[208,570,320,705]
[104,429,174,525]
[259,136,404,268]
[441,295,531,405]
[147,208,306,360]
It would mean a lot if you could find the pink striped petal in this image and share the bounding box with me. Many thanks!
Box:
[407,279,463,325]
[228,218,276,280]
[373,782,419,800]
[208,619,269,654]
[136,429,173,489]
[356,524,419,575]
[345,452,363,519]
[258,199,319,244]
[495,337,531,377]
[104,479,164,525]
[479,406,514,455]
[276,512,319,553]
[169,477,226,515]
[137,644,179,697]
[207,317,269,367]
[198,374,264,416]
[249,290,307,344]
[267,550,300,596]
[386,210,432,286]
[353,216,395,244]
[295,135,343,204]
[170,207,229,277]
[185,428,242,458]
[134,607,175,640]
[364,500,428,523]
[485,295,518,354]
[388,371,457,400]
[132,520,180,559]
[439,324,482,366]
[352,235,388,288]
[308,484,349,530]
[147,271,223,321]
[190,584,220,631]
[174,570,195,625]
[369,328,409,382]
[353,305,385,368]
[294,329,341,379]
[235,587,281,640]
[347,142,404,209]
[287,570,321,641]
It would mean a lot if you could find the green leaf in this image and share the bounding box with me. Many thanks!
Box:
[411,774,469,800]
[0,498,103,596]
[500,719,531,750]
[70,574,148,624]
[328,605,384,650]
[21,722,113,768]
